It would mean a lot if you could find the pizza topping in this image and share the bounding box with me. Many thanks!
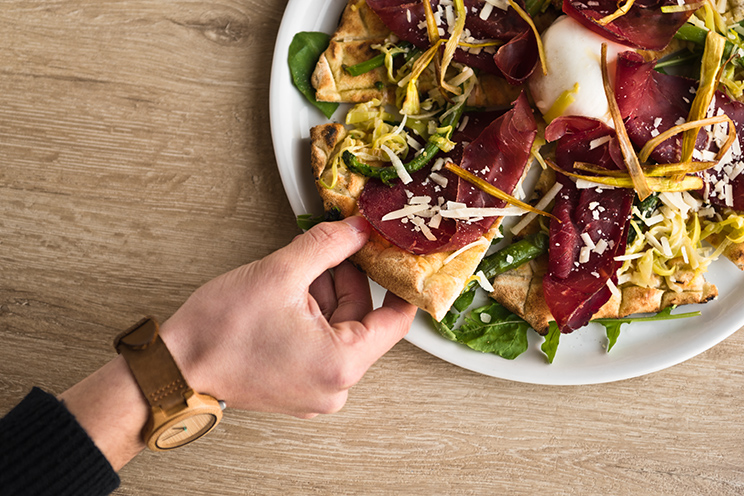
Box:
[616,50,744,210]
[358,94,537,255]
[529,17,628,126]
[366,0,540,84]
[562,0,696,50]
[542,116,635,332]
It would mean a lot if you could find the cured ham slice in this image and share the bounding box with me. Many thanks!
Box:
[365,0,539,84]
[616,51,744,210]
[359,93,537,255]
[563,0,695,50]
[542,116,634,332]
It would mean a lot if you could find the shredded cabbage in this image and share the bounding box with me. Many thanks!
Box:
[617,197,744,291]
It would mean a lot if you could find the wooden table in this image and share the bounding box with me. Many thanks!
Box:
[1,1,743,494]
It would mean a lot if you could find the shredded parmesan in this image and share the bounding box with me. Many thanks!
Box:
[606,278,622,300]
[474,270,495,292]
[381,203,430,221]
[443,237,489,265]
[511,182,563,235]
[380,144,412,184]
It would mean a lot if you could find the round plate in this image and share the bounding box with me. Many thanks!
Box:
[269,0,744,384]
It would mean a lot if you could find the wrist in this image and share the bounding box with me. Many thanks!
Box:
[59,355,149,471]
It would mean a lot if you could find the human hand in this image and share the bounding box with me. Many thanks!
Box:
[160,217,417,418]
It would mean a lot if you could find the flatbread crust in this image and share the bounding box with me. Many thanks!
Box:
[490,255,719,334]
[311,0,396,104]
[311,0,523,108]
[310,123,501,321]
[706,232,744,270]
[488,170,719,334]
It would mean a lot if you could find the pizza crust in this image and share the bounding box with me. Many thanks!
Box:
[489,254,718,334]
[310,123,501,321]
[705,232,744,270]
[311,0,524,108]
[311,0,396,104]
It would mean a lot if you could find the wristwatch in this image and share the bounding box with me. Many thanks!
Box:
[114,317,224,451]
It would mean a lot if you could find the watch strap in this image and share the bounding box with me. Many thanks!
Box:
[114,317,190,413]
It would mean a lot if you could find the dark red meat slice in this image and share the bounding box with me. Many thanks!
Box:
[366,0,538,84]
[616,51,744,210]
[563,0,695,50]
[543,116,634,332]
[358,93,537,255]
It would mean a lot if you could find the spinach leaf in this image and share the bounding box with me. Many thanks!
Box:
[295,207,342,230]
[540,322,561,364]
[452,303,530,360]
[288,32,339,119]
[593,306,702,353]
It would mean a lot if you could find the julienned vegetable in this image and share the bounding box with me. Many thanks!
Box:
[343,41,414,77]
[288,32,339,119]
[342,105,464,185]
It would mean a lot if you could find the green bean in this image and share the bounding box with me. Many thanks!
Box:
[343,41,414,77]
[674,23,744,68]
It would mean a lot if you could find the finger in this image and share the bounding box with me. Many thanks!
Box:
[335,291,417,368]
[271,217,370,288]
[328,261,372,325]
[309,269,337,320]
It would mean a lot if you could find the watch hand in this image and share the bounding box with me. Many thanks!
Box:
[162,426,188,441]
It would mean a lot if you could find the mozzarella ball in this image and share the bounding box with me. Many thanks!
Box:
[528,15,630,125]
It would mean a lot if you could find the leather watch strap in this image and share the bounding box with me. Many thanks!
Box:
[114,317,190,413]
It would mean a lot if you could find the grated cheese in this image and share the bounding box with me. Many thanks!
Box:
[581,232,596,250]
[381,203,430,221]
[443,237,490,265]
[474,270,495,292]
[511,182,563,235]
[606,278,622,300]
[380,144,412,184]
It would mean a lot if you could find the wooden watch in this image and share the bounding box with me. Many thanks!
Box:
[114,317,224,451]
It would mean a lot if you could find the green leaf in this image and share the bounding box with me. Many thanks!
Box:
[592,306,701,353]
[541,322,561,364]
[432,315,458,341]
[603,321,623,352]
[288,32,339,119]
[295,207,343,231]
[453,303,530,360]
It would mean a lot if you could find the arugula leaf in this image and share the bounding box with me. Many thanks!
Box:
[288,32,339,119]
[592,306,702,353]
[450,303,530,360]
[540,322,561,364]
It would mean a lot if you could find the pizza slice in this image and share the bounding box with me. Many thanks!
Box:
[311,0,395,104]
[311,95,539,321]
[311,0,525,108]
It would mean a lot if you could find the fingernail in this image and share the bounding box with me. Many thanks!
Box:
[343,215,369,233]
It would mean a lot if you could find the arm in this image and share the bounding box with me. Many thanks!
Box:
[60,217,416,471]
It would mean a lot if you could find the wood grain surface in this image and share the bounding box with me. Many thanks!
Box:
[0,1,742,495]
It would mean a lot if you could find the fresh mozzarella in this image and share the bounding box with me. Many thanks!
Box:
[528,16,628,125]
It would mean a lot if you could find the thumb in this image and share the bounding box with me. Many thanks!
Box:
[273,217,371,287]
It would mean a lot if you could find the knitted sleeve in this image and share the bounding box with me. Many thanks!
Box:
[0,387,121,496]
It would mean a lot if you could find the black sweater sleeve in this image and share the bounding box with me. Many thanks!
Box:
[0,387,120,496]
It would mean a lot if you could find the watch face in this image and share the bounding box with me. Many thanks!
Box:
[156,413,218,450]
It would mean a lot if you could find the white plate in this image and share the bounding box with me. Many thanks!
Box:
[269,0,744,385]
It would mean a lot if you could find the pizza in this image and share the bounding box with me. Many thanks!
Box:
[301,0,744,345]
